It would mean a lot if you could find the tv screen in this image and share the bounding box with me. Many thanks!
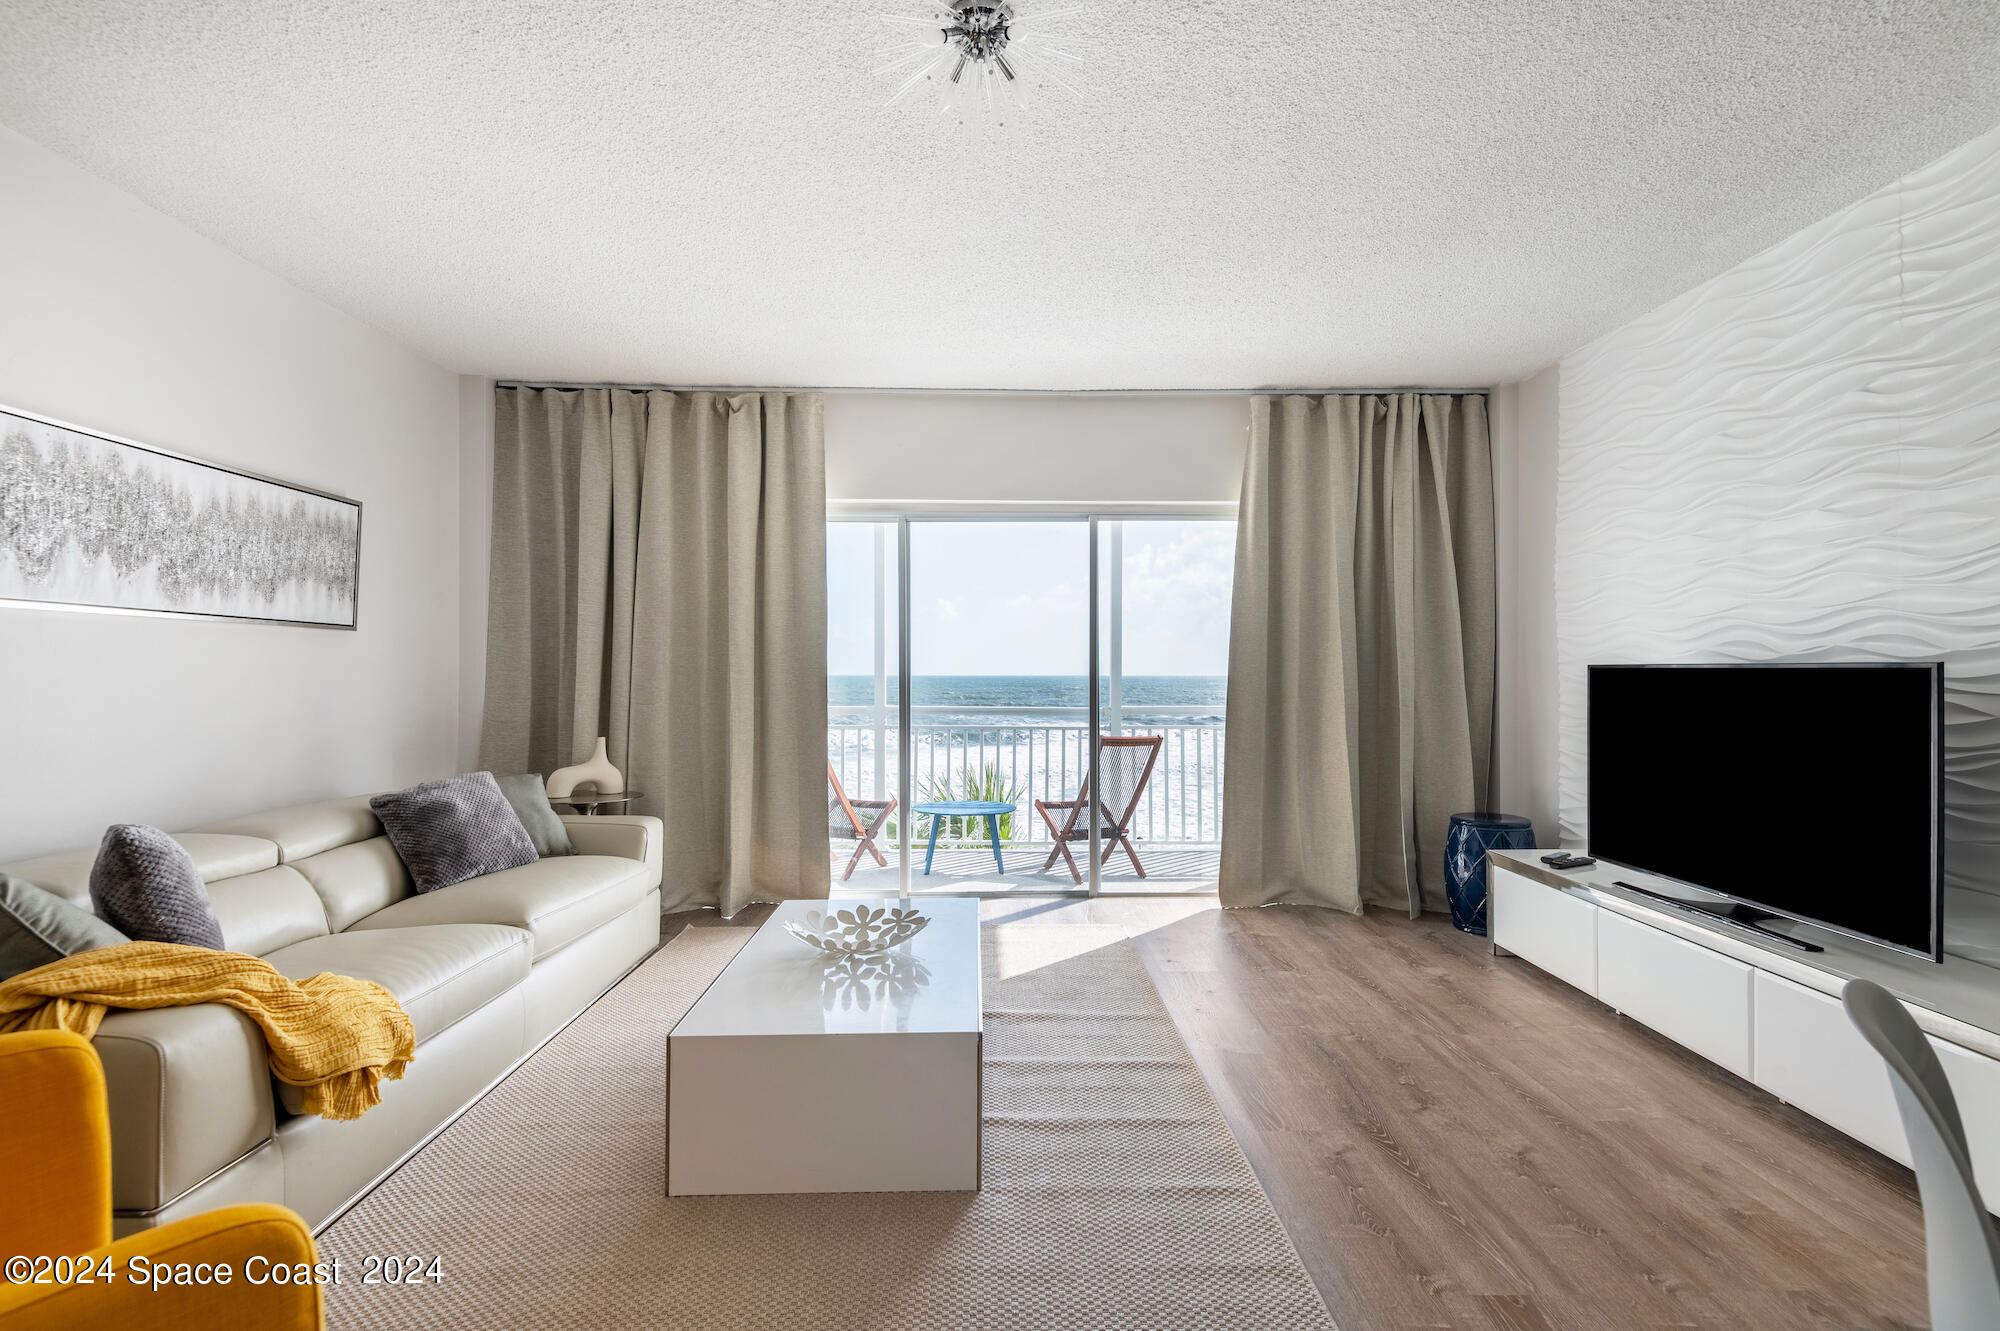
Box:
[1588,663,1943,960]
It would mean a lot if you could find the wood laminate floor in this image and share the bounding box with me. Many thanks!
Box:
[666,897,1928,1330]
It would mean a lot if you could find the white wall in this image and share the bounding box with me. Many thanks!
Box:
[825,393,1248,504]
[1491,365,1560,843]
[1489,384,1519,811]
[0,125,462,861]
[1554,122,2000,899]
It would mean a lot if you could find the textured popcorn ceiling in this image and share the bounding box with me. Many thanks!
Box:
[1,2,1997,389]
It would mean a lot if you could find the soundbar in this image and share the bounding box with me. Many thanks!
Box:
[1610,880,1825,954]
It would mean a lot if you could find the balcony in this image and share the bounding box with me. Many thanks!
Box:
[829,705,1223,895]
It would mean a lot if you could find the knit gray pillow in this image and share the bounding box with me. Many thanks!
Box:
[0,872,129,980]
[88,825,226,949]
[371,773,540,894]
[494,772,574,858]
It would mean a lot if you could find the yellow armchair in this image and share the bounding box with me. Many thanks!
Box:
[0,1030,321,1331]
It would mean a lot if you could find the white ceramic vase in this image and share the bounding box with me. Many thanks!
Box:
[546,737,623,799]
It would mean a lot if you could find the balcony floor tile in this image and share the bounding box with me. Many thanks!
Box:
[832,845,1220,896]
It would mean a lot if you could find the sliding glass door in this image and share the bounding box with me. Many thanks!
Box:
[907,520,1089,893]
[1094,520,1233,894]
[827,513,1231,898]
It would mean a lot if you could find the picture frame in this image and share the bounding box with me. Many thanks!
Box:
[0,402,362,629]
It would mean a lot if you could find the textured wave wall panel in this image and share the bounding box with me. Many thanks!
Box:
[1556,122,2000,902]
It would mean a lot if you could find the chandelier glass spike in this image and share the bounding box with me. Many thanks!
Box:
[879,2,1089,116]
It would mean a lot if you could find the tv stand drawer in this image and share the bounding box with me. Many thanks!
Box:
[1597,911,1753,1078]
[1493,868,1597,996]
[1753,971,1907,1161]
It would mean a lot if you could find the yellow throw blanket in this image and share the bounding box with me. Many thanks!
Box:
[0,941,415,1121]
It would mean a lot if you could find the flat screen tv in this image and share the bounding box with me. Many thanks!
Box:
[1588,662,1943,961]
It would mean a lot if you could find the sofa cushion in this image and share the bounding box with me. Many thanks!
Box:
[370,774,539,893]
[289,837,413,933]
[196,796,382,863]
[0,872,127,979]
[205,865,330,957]
[261,924,531,1115]
[89,825,226,949]
[347,856,649,960]
[0,834,279,910]
[263,924,530,1045]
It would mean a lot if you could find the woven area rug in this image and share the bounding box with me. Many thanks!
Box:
[319,922,1338,1330]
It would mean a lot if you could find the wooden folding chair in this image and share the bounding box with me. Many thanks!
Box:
[828,759,896,882]
[1035,734,1164,884]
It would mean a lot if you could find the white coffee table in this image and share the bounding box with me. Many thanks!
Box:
[666,897,982,1195]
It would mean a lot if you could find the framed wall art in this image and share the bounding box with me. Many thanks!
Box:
[0,403,361,628]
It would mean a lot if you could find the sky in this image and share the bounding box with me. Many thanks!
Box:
[827,520,1235,678]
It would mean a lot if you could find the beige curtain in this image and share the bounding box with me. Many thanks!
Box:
[478,387,828,918]
[1219,393,1494,916]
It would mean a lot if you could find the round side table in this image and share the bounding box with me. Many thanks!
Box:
[555,790,643,816]
[1444,812,1535,936]
[912,800,1015,875]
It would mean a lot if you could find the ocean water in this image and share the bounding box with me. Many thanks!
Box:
[829,675,1226,721]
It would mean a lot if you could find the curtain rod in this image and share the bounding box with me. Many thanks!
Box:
[491,381,1493,398]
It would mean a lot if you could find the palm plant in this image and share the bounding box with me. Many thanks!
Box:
[918,762,1024,843]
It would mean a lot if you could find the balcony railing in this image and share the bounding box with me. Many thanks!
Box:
[828,706,1225,848]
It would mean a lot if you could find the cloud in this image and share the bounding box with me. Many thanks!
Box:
[1118,523,1236,675]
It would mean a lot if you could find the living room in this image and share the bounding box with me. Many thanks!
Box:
[2,4,1998,1329]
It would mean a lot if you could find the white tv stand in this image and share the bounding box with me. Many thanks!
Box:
[1489,851,2000,1212]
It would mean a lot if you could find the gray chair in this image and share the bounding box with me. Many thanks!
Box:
[1843,978,2000,1330]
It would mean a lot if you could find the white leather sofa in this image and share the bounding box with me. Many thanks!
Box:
[0,794,663,1234]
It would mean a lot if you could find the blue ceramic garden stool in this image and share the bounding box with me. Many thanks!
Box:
[1444,812,1535,936]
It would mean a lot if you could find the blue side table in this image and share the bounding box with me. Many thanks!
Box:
[1444,812,1535,936]
[913,800,1016,875]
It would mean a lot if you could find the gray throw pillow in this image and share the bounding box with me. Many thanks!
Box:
[371,772,540,894]
[494,773,574,858]
[88,825,226,949]
[0,872,129,979]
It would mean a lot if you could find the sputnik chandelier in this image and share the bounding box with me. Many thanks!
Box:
[880,2,1088,116]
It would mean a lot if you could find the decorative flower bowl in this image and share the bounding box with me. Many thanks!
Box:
[784,904,929,956]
